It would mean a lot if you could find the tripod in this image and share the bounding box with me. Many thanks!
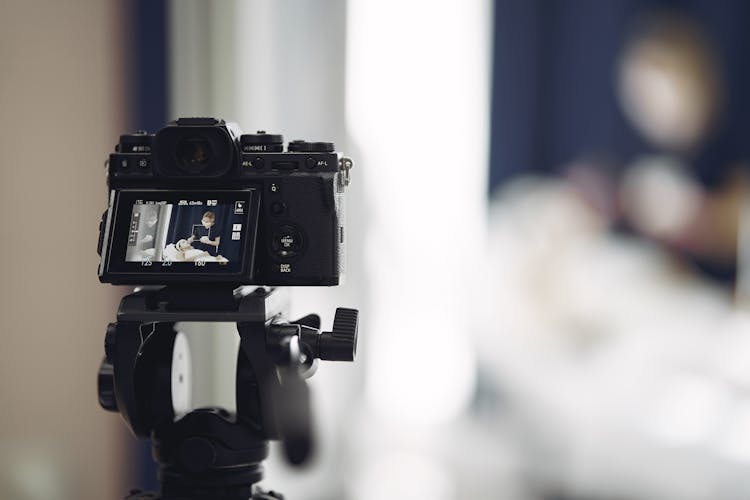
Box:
[97,285,358,499]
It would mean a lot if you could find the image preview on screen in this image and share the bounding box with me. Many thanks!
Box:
[124,200,247,264]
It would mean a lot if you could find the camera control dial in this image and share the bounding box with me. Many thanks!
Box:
[118,131,152,154]
[241,131,284,153]
[287,140,335,153]
[272,225,304,258]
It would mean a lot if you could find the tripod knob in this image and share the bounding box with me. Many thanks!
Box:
[104,322,117,363]
[318,308,358,361]
[97,358,118,412]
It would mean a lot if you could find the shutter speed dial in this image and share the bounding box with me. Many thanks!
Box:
[240,131,284,152]
[287,140,335,153]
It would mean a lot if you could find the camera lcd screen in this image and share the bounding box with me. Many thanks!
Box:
[103,190,259,280]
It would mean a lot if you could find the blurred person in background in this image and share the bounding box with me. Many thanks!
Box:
[481,1,750,499]
[595,9,742,283]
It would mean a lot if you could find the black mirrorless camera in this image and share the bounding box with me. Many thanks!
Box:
[97,117,353,286]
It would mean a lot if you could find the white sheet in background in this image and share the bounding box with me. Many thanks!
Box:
[479,177,750,500]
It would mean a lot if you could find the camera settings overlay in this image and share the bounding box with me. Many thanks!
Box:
[102,190,259,280]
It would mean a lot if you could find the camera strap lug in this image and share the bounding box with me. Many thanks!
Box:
[338,156,353,189]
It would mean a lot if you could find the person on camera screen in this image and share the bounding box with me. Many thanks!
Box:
[187,211,221,255]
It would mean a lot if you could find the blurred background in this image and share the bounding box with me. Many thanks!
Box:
[2,0,750,498]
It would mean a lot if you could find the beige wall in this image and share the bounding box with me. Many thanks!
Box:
[0,1,129,498]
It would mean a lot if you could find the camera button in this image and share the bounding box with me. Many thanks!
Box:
[306,157,316,169]
[97,212,107,256]
[137,157,150,170]
[272,225,304,258]
[253,157,265,169]
[270,201,286,216]
[273,161,298,170]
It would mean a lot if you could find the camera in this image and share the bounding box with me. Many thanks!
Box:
[97,117,353,286]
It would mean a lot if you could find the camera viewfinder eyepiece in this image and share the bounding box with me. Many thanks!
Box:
[151,121,236,178]
[176,136,213,171]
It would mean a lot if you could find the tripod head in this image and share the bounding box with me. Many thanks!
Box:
[97,285,358,499]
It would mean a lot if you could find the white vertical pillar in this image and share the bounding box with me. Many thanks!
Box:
[347,0,491,426]
[345,2,492,497]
